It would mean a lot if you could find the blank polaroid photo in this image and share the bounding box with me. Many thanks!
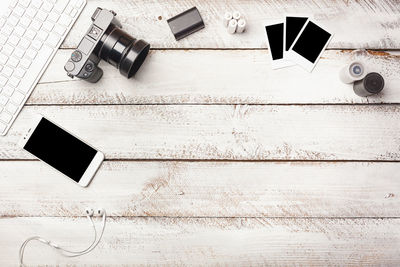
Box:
[287,19,333,72]
[283,15,309,58]
[264,20,294,69]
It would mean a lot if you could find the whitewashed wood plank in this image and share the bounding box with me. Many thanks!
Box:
[62,0,400,49]
[35,50,400,105]
[2,105,400,160]
[1,217,399,265]
[0,161,399,217]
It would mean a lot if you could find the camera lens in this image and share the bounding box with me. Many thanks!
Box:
[98,25,150,78]
[363,72,384,93]
[353,72,384,97]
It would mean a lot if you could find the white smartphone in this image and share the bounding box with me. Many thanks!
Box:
[19,115,104,187]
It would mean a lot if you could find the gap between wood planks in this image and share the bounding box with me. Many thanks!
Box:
[3,159,400,162]
[2,216,400,219]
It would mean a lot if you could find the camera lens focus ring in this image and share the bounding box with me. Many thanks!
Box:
[98,26,150,78]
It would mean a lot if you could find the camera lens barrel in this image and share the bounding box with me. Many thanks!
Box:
[99,26,150,78]
[353,72,384,97]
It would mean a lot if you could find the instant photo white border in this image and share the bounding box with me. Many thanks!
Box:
[283,14,311,59]
[264,19,294,69]
[18,114,104,187]
[287,19,333,72]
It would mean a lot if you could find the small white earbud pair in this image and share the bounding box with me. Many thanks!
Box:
[85,207,105,217]
[19,207,107,266]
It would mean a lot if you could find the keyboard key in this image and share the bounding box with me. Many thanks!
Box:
[19,17,31,27]
[18,38,31,50]
[8,57,19,68]
[8,15,20,26]
[9,76,20,87]
[37,30,49,41]
[4,8,13,18]
[65,5,73,15]
[25,29,36,40]
[11,91,25,104]
[70,8,78,18]
[42,1,54,12]
[1,24,14,35]
[58,14,72,26]
[7,56,19,68]
[14,25,26,36]
[13,6,25,17]
[5,102,18,114]
[10,0,18,8]
[0,95,8,106]
[48,12,60,22]
[19,0,31,8]
[36,10,48,21]
[31,0,42,9]
[74,0,84,8]
[26,48,37,59]
[2,45,14,56]
[0,76,8,87]
[42,21,54,32]
[2,85,14,96]
[25,7,37,18]
[14,47,25,58]
[53,24,66,35]
[0,111,13,123]
[32,39,42,50]
[0,54,8,65]
[8,35,20,46]
[54,0,69,13]
[46,33,60,47]
[0,34,7,45]
[30,19,42,31]
[20,58,32,69]
[0,122,6,133]
[2,66,13,77]
[14,67,26,78]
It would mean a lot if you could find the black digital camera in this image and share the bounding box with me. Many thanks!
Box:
[64,8,150,83]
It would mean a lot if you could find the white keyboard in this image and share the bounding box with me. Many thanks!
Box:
[0,0,86,135]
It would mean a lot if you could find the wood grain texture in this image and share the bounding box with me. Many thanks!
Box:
[34,50,400,105]
[2,105,400,160]
[61,0,400,49]
[2,217,400,266]
[1,161,399,217]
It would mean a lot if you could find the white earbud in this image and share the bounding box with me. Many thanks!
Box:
[19,208,107,266]
[95,208,105,216]
[85,207,94,216]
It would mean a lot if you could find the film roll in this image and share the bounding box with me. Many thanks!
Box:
[227,19,237,34]
[236,18,246,33]
[223,12,232,27]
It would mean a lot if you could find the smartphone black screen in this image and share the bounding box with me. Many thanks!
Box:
[265,23,284,60]
[285,16,308,51]
[24,118,97,182]
[291,21,331,63]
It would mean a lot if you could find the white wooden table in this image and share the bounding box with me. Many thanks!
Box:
[1,0,400,265]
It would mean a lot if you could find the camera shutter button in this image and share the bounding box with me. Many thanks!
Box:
[71,51,82,62]
[64,61,75,72]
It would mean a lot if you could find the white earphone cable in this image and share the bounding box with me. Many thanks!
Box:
[19,209,106,266]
